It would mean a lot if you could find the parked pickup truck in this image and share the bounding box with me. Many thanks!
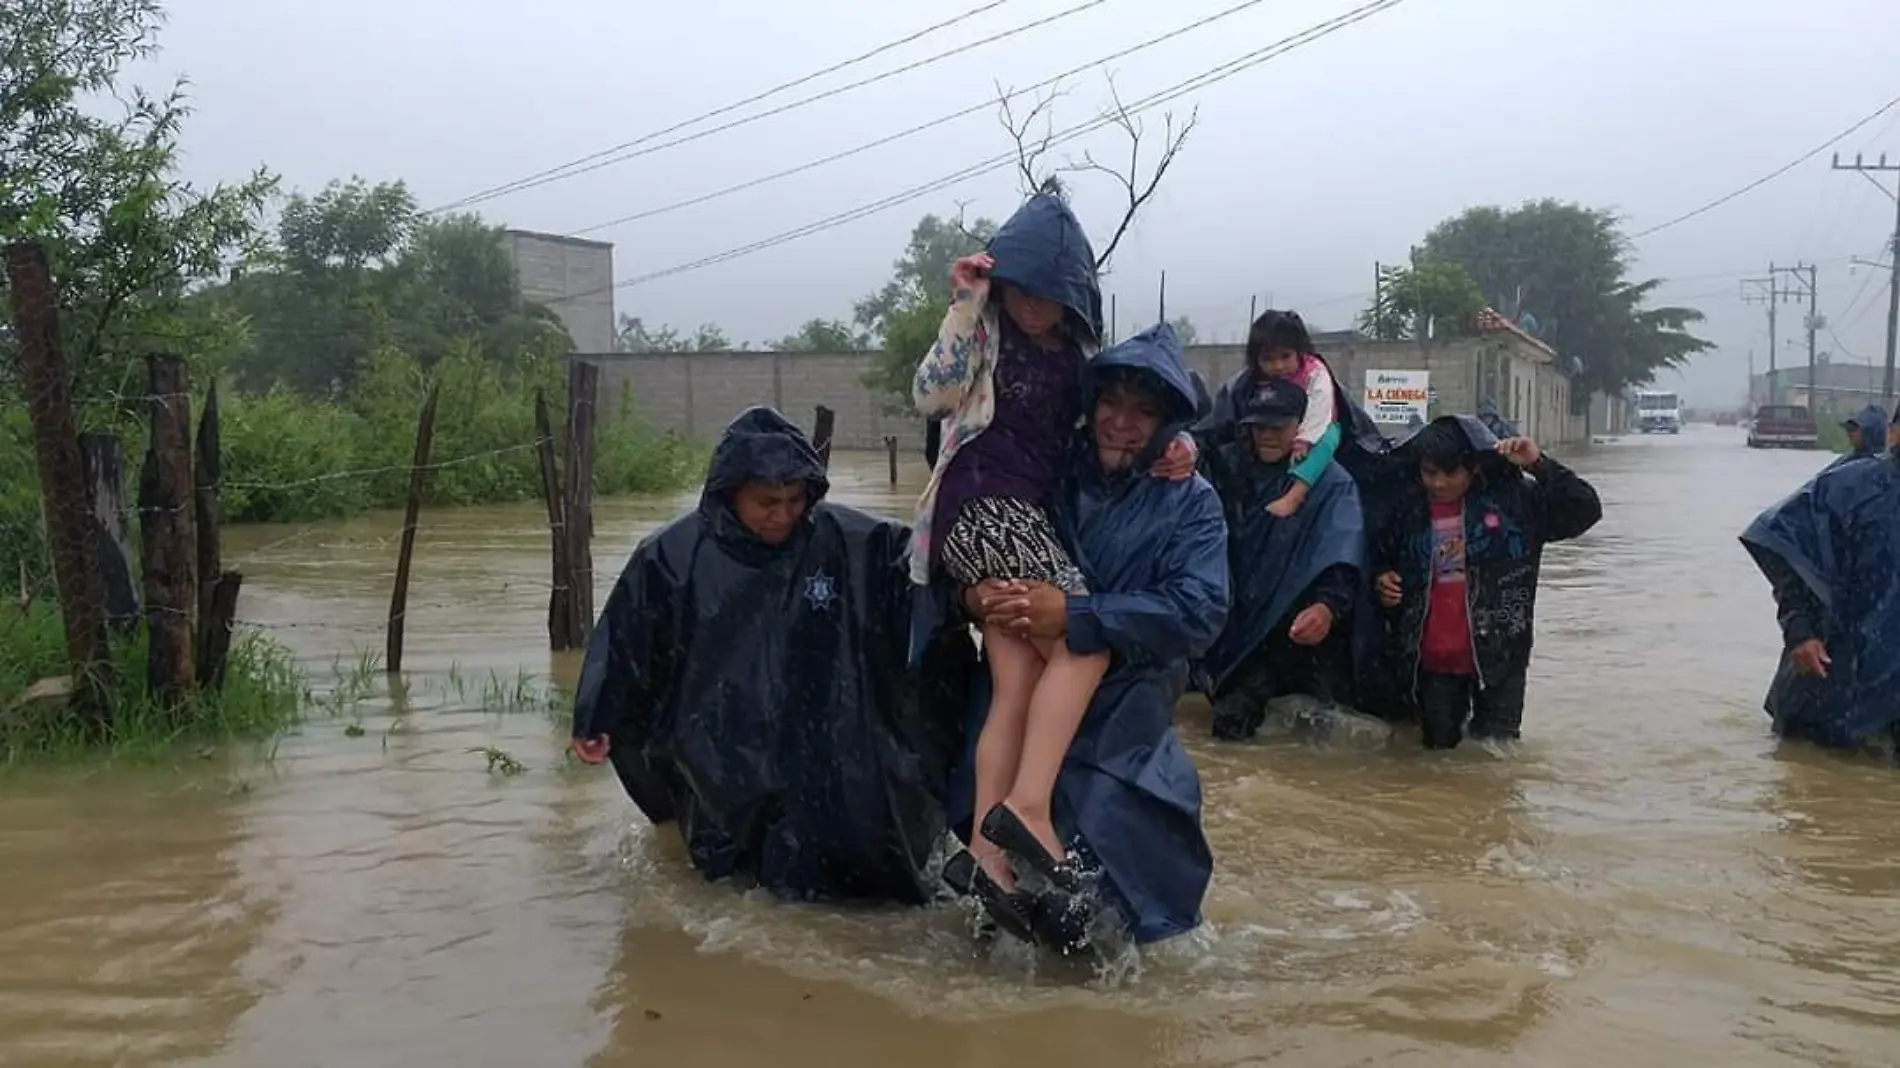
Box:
[1746,404,1819,449]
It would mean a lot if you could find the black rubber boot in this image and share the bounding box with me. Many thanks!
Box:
[1028,888,1096,955]
[980,804,1085,894]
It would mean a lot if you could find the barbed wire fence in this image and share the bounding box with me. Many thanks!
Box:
[3,238,606,717]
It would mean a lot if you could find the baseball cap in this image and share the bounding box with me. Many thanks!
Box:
[1238,376,1309,428]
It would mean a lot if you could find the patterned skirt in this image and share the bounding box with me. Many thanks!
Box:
[940,496,1089,595]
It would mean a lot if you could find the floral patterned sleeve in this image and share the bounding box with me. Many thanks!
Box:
[912,291,989,417]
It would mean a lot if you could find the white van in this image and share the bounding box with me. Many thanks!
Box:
[1636,390,1682,434]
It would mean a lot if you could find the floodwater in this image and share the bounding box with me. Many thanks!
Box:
[4,427,1898,1067]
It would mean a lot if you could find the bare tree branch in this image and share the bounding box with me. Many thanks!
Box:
[1068,77,1197,272]
[949,200,988,245]
[995,80,1066,197]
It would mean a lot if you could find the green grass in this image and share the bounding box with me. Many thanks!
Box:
[0,603,303,765]
[3,598,576,768]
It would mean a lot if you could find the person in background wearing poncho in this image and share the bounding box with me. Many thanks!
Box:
[1827,405,1889,470]
[568,407,974,904]
[1742,433,1900,759]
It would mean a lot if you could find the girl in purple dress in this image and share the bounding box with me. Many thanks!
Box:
[911,194,1194,931]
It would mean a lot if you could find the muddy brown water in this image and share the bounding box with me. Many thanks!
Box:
[3,427,1898,1067]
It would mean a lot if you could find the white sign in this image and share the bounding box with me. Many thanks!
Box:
[1364,369,1431,425]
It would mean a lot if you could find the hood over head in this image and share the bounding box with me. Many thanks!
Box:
[1394,412,1500,455]
[700,406,830,520]
[1393,413,1509,477]
[1088,321,1204,423]
[1083,322,1203,470]
[1843,404,1890,455]
[986,193,1103,344]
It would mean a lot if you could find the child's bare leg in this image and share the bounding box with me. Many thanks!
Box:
[971,626,1044,888]
[1266,478,1311,518]
[1002,641,1111,860]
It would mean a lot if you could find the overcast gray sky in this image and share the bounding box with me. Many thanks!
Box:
[144,0,1899,405]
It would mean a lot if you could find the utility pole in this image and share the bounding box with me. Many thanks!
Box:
[1831,152,1900,406]
[1373,261,1384,338]
[1409,244,1428,361]
[1768,263,1820,410]
[1741,270,1797,404]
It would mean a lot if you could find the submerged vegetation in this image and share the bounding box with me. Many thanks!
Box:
[2,601,574,767]
[0,604,302,763]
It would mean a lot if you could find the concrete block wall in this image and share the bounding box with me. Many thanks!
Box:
[581,334,1592,451]
[589,351,914,449]
[506,230,617,354]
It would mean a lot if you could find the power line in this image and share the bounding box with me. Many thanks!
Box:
[428,0,1108,213]
[566,0,1281,237]
[549,0,1411,302]
[1629,92,1900,240]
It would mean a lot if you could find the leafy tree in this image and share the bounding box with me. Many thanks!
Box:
[1,0,275,398]
[858,214,994,410]
[277,178,414,274]
[614,315,738,353]
[689,324,735,352]
[863,298,947,413]
[1358,261,1488,342]
[776,318,867,352]
[616,315,688,352]
[1167,315,1199,346]
[1417,200,1711,398]
[201,178,570,394]
[854,213,995,342]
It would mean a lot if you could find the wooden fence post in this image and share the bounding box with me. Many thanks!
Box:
[885,435,898,485]
[139,355,198,705]
[197,572,243,689]
[385,385,440,674]
[6,241,110,720]
[193,386,242,687]
[80,433,140,633]
[534,389,575,650]
[563,362,599,644]
[812,405,836,470]
[194,383,221,623]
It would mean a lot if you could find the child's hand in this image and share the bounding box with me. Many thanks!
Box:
[1290,440,1311,462]
[570,735,610,764]
[949,254,994,298]
[1495,436,1542,467]
[1376,571,1403,607]
[1152,433,1197,481]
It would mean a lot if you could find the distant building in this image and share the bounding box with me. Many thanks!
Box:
[504,230,615,353]
[1752,361,1892,418]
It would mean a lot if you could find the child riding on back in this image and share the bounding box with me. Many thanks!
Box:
[1249,311,1342,518]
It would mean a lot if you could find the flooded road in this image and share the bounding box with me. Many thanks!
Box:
[4,426,1898,1067]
